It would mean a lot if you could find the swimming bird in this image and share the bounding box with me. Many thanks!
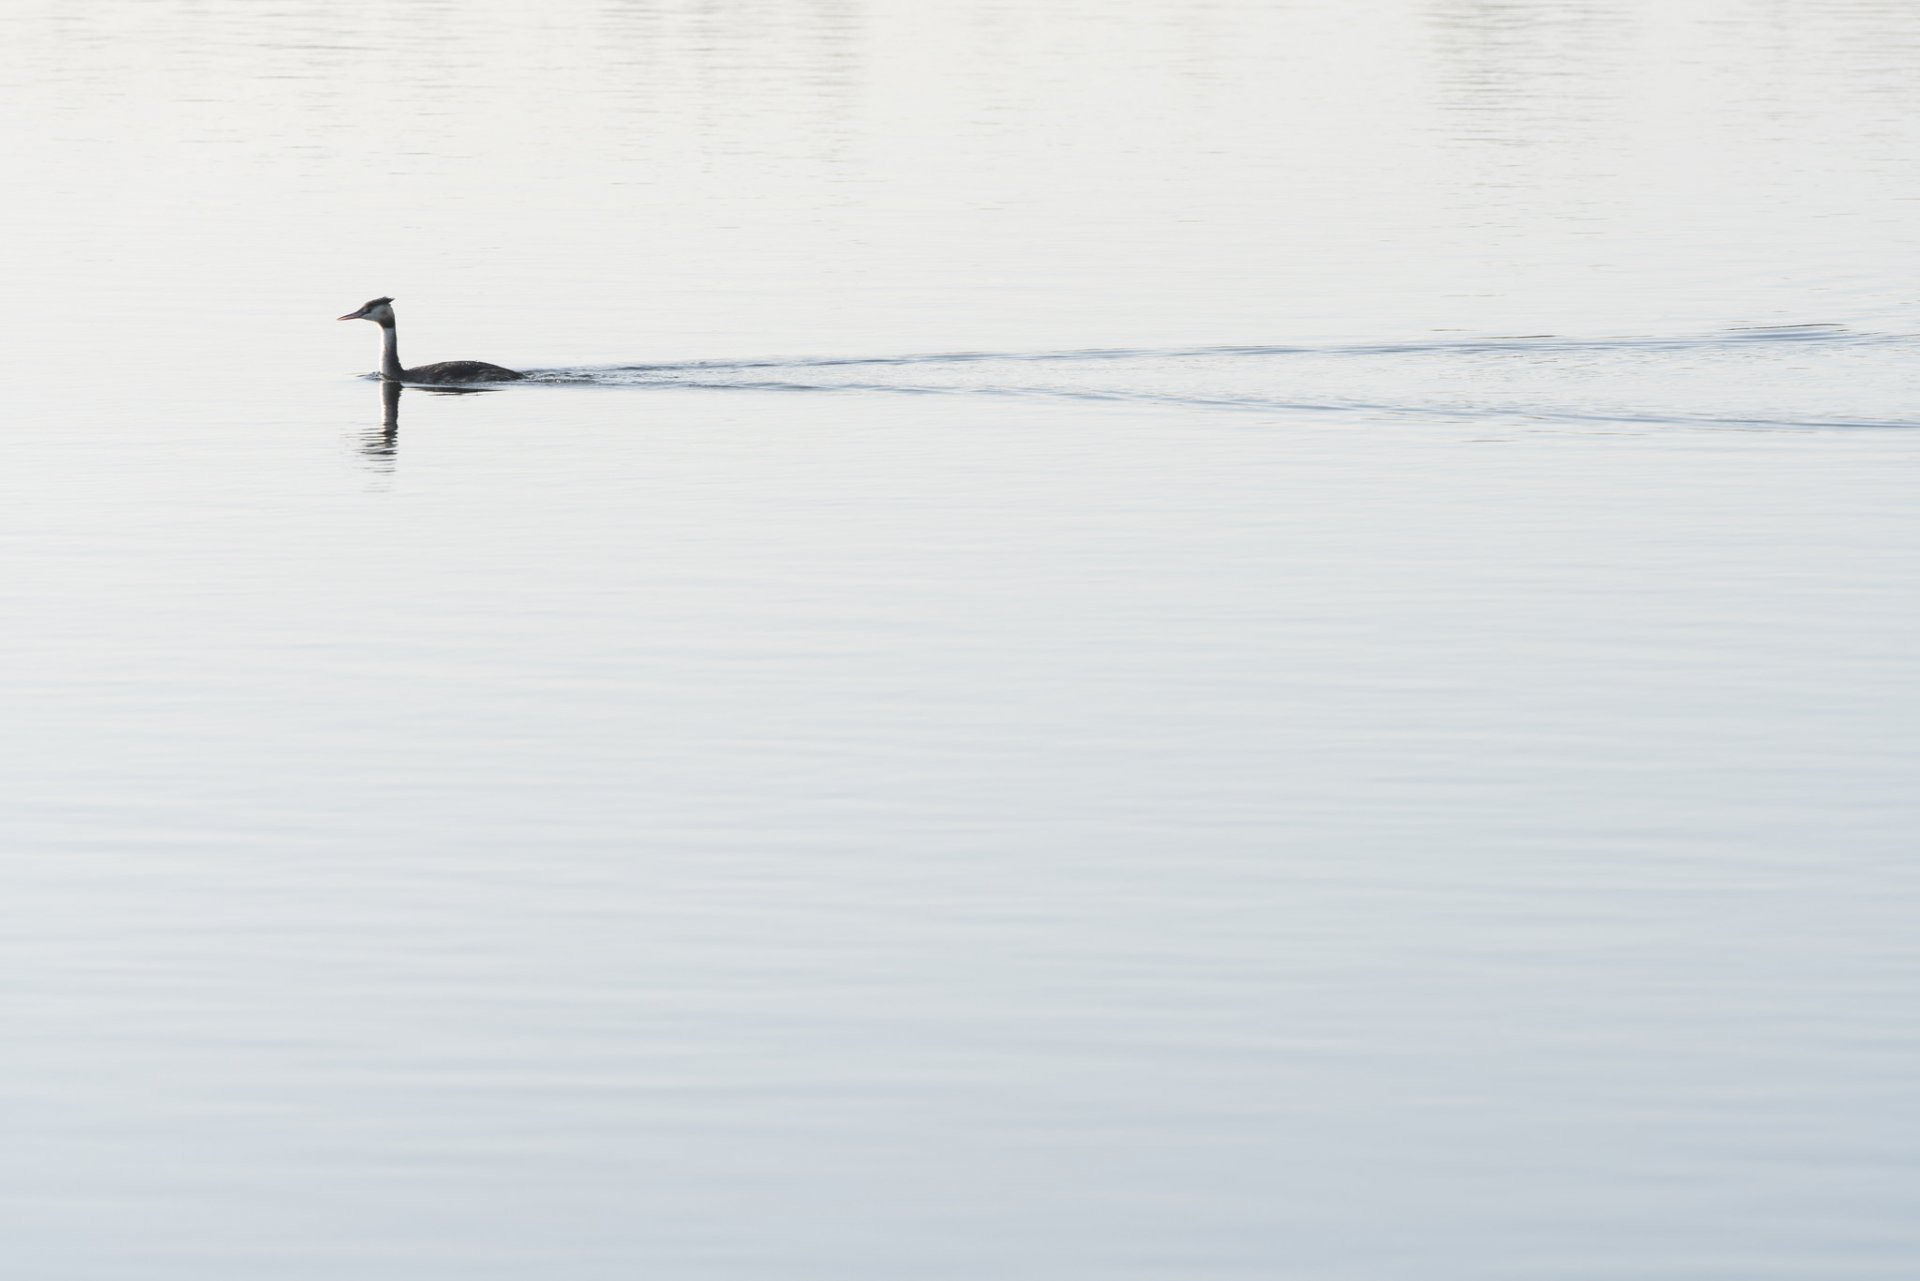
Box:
[337,297,524,384]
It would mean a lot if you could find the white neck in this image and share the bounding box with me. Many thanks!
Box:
[379,321,403,381]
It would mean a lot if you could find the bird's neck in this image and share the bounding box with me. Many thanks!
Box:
[379,321,403,381]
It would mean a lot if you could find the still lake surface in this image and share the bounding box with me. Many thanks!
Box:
[4,1,1919,1276]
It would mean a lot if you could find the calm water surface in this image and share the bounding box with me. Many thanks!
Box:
[3,2,1919,1278]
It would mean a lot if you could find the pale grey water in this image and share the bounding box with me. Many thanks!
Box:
[4,2,1920,1277]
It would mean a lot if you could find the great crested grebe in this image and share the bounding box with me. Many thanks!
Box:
[337,297,524,384]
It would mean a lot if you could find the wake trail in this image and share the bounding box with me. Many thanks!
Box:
[556,322,1892,377]
[505,323,1919,432]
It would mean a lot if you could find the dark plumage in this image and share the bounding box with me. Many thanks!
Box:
[401,360,526,384]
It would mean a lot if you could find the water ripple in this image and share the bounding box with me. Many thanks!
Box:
[510,325,1919,432]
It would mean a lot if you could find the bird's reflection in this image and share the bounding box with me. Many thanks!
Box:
[359,379,403,464]
[358,380,495,470]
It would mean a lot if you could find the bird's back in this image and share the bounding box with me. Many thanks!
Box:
[402,360,525,384]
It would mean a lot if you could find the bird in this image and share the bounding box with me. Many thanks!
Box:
[337,297,525,384]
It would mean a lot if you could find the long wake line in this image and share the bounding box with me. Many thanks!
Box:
[554,322,1896,376]
[500,324,1918,432]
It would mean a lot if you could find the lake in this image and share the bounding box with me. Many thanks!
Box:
[3,1,1919,1277]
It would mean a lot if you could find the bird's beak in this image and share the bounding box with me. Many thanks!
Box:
[337,311,363,321]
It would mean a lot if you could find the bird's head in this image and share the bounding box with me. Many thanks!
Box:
[338,297,396,325]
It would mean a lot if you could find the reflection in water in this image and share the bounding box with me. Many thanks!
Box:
[359,379,402,467]
[358,381,496,470]
[1426,0,1631,151]
[592,0,865,168]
